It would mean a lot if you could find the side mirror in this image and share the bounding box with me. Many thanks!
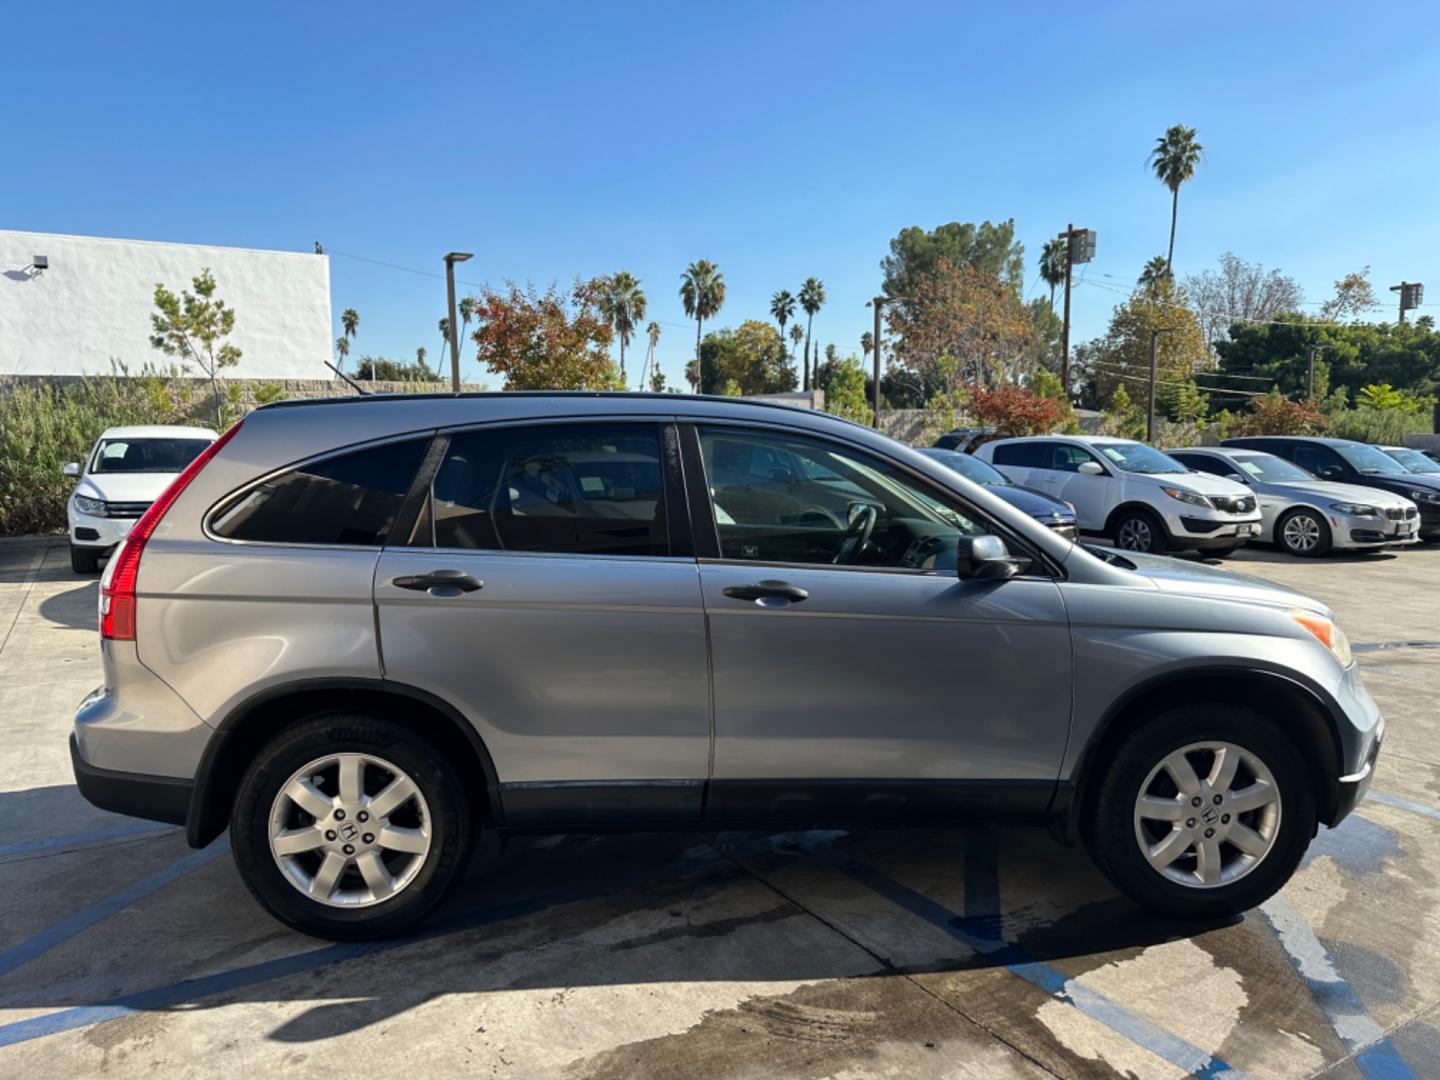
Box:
[956,534,1021,581]
[1317,465,1344,481]
[1077,460,1104,476]
[63,462,81,477]
[1228,472,1251,485]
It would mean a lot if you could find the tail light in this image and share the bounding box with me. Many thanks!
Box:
[100,421,244,640]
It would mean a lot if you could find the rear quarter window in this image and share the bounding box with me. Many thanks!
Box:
[210,438,428,546]
[991,442,1049,468]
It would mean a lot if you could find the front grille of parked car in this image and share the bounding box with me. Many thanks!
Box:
[1386,507,1419,521]
[104,502,153,519]
[1207,495,1256,514]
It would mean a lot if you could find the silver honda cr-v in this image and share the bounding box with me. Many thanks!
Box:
[71,393,1383,939]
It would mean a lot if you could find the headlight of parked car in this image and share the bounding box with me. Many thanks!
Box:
[1408,489,1440,507]
[73,495,107,516]
[1290,609,1353,668]
[1329,502,1377,516]
[1063,501,1076,515]
[1162,486,1210,508]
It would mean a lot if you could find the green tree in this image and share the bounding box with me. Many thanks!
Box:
[798,277,826,392]
[694,321,797,395]
[1038,238,1067,308]
[415,346,428,376]
[770,289,796,351]
[1138,256,1171,291]
[438,316,451,372]
[1149,124,1203,274]
[1081,278,1210,419]
[861,331,874,359]
[819,355,873,425]
[149,268,242,427]
[341,307,360,343]
[881,219,1025,300]
[598,271,647,385]
[680,260,725,391]
[789,323,804,359]
[458,296,476,357]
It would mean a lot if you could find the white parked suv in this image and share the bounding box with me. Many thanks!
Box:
[975,436,1262,555]
[64,425,217,573]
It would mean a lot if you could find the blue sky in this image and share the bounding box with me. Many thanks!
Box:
[7,2,1439,388]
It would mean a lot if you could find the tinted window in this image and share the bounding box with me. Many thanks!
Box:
[918,448,1010,486]
[1292,444,1343,477]
[1049,444,1105,473]
[700,426,984,570]
[91,437,212,474]
[212,439,426,545]
[430,422,668,557]
[1172,453,1230,478]
[1336,442,1408,475]
[991,442,1050,468]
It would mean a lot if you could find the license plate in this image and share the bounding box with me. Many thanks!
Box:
[1235,524,1255,537]
[1396,523,1414,536]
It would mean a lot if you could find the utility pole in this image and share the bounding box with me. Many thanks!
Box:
[1057,225,1096,399]
[444,252,473,391]
[1390,281,1424,325]
[1147,328,1176,444]
[1307,344,1323,401]
[868,296,899,430]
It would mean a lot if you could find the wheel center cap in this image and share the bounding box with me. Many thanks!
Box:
[338,820,360,843]
[1201,805,1220,827]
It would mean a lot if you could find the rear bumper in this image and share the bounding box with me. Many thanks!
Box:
[70,733,192,826]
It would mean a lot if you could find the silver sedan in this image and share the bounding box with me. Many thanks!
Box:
[1167,447,1420,557]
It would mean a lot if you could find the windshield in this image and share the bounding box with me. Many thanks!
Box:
[89,437,212,474]
[1380,447,1440,474]
[919,448,1010,487]
[1336,443,1408,475]
[1095,442,1187,475]
[1231,453,1315,484]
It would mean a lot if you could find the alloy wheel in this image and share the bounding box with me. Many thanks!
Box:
[1283,513,1321,553]
[267,752,432,908]
[1116,517,1154,551]
[1132,741,1282,889]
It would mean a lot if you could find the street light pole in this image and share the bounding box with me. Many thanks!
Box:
[867,296,899,430]
[444,252,473,392]
[1060,222,1074,398]
[1307,344,1324,401]
[1147,328,1176,444]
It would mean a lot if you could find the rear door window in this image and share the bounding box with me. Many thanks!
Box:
[211,438,428,546]
[991,442,1050,468]
[428,422,670,557]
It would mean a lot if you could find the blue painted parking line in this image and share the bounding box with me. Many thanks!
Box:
[0,840,732,1049]
[816,833,1249,1080]
[0,821,176,860]
[0,841,228,980]
[1367,790,1440,824]
[1260,893,1416,1080]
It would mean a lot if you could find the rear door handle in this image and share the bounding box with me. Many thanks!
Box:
[391,570,484,595]
[722,580,809,604]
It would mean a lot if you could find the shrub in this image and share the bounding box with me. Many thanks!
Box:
[966,384,1070,437]
[1327,407,1431,444]
[1232,392,1327,436]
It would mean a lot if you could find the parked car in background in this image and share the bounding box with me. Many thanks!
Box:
[72,393,1380,939]
[64,425,218,573]
[1420,448,1440,468]
[1223,436,1440,542]
[975,435,1261,555]
[1166,447,1419,557]
[1375,445,1440,477]
[932,426,996,453]
[918,448,1078,539]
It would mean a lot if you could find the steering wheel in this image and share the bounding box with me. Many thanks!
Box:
[833,502,878,564]
[795,504,845,529]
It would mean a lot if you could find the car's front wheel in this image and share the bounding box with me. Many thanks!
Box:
[1277,508,1333,557]
[231,714,470,940]
[1086,704,1315,919]
[1112,508,1168,554]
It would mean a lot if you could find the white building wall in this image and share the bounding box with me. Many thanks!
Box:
[0,229,332,379]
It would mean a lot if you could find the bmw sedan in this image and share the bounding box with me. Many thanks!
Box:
[919,447,1078,539]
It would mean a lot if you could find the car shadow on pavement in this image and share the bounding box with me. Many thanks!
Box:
[0,782,1233,1047]
[36,582,98,630]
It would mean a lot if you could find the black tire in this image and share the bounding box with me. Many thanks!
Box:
[1276,508,1333,558]
[70,543,99,574]
[231,714,471,940]
[1085,704,1316,920]
[1111,508,1169,554]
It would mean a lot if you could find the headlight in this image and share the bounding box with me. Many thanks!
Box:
[1290,609,1353,668]
[1329,502,1377,516]
[1063,501,1076,514]
[1162,486,1210,507]
[1409,489,1440,506]
[73,495,107,516]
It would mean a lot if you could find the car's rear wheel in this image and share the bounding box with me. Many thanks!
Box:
[69,543,99,574]
[231,714,470,940]
[1277,508,1332,557]
[1086,704,1315,919]
[1112,508,1168,554]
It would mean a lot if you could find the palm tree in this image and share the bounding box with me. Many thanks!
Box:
[341,307,360,342]
[640,320,661,392]
[680,260,725,391]
[437,316,451,372]
[770,289,796,345]
[1138,255,1172,291]
[458,296,476,353]
[599,272,647,386]
[1149,124,1203,274]
[861,331,874,359]
[415,346,428,378]
[1038,239,1068,308]
[334,336,350,373]
[798,277,826,392]
[789,323,804,359]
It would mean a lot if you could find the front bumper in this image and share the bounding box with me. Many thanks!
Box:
[1324,662,1386,827]
[66,507,136,549]
[1330,508,1423,548]
[70,733,192,825]
[1164,507,1264,549]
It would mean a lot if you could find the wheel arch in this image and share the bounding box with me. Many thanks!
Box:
[186,678,502,848]
[1064,666,1346,841]
[1104,501,1167,538]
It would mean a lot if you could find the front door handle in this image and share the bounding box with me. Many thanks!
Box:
[391,570,484,595]
[723,580,809,604]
